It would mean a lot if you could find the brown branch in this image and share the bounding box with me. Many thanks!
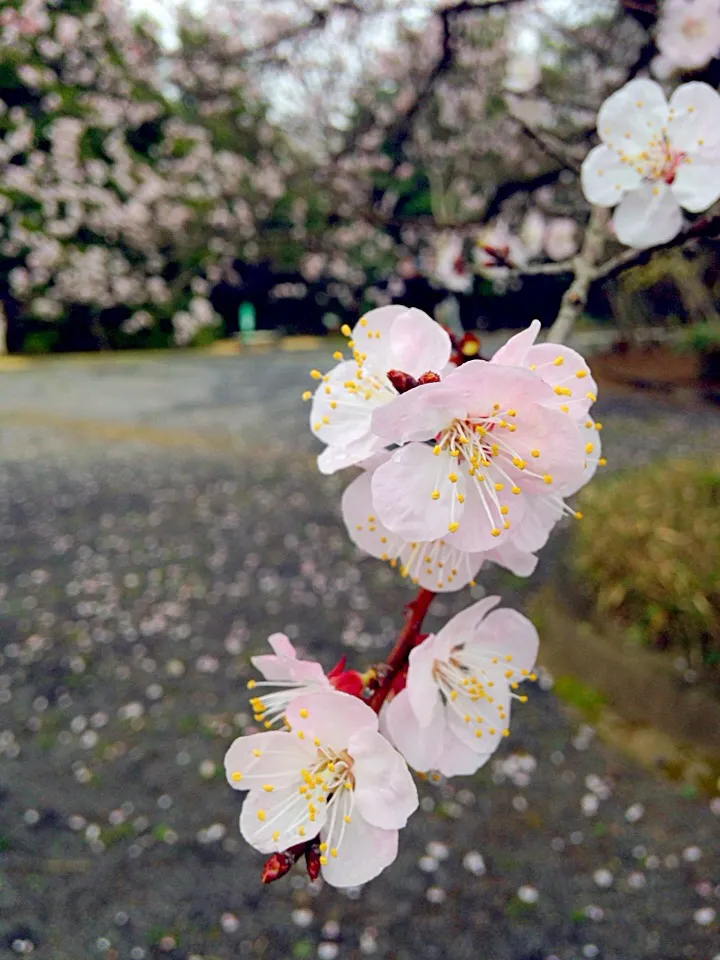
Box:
[368,588,435,712]
[593,213,720,284]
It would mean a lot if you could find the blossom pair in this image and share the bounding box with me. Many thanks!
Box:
[225,599,538,887]
[310,305,601,591]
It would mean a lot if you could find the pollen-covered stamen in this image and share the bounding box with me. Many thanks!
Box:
[248,679,325,727]
[616,129,687,186]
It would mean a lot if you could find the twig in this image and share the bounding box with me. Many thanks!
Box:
[368,588,435,712]
[546,207,609,343]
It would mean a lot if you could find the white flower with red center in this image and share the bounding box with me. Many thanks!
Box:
[434,234,473,293]
[656,0,720,73]
[248,634,362,727]
[581,79,720,248]
[308,305,452,475]
[225,692,418,888]
[382,597,538,777]
[369,336,588,553]
[341,461,538,593]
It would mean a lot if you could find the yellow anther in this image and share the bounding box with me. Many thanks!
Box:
[586,392,597,402]
[257,810,266,821]
[531,449,540,458]
[575,370,587,379]
[543,475,553,485]
[340,324,351,337]
[457,493,465,504]
[322,415,330,425]
[299,708,309,719]
[431,490,440,501]
[262,784,274,793]
[272,831,280,841]
[231,772,242,782]
[553,356,564,366]
[553,385,572,396]
[302,390,312,401]
[319,843,328,852]
[331,848,338,857]
[511,485,521,495]
[448,521,460,533]
[333,351,343,361]
[574,511,583,520]
[344,815,352,824]
[494,482,504,491]
[433,444,442,455]
[595,422,602,431]
[448,473,458,483]
[320,856,328,865]
[310,369,322,380]
[598,457,607,466]
[500,505,509,515]
[298,825,305,837]
[507,409,516,416]
[475,425,486,435]
[247,679,256,689]
[503,521,510,530]
[449,449,459,457]
[252,749,262,758]
[585,442,594,454]
[491,528,501,538]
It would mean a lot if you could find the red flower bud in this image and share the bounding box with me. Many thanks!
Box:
[261,852,295,884]
[386,369,418,394]
[417,371,441,385]
[305,842,322,881]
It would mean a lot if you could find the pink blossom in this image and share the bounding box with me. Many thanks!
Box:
[383,597,538,776]
[656,0,720,72]
[225,692,418,887]
[310,306,452,475]
[581,79,720,248]
[433,234,473,293]
[369,331,589,553]
[341,462,538,593]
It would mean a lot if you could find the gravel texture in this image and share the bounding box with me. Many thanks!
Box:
[0,353,718,960]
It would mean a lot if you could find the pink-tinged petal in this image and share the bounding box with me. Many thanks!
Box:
[311,361,379,447]
[371,380,457,444]
[342,471,405,561]
[672,158,720,214]
[507,494,563,553]
[225,732,308,791]
[436,726,495,778]
[434,595,502,649]
[320,813,398,888]
[251,632,327,683]
[241,785,327,854]
[382,692,447,773]
[524,342,598,418]
[399,538,484,593]
[317,433,387,475]
[597,79,668,151]
[490,319,540,367]
[443,465,519,553]
[483,541,538,577]
[349,727,419,828]
[504,402,587,494]
[372,444,466,543]
[268,633,296,659]
[285,692,377,751]
[389,307,452,376]
[581,144,643,207]
[668,82,720,154]
[445,689,510,756]
[444,355,559,414]
[563,416,602,496]
[612,184,684,248]
[352,305,411,376]
[469,608,539,673]
[406,632,449,726]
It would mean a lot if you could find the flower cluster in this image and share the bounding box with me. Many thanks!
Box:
[224,309,597,889]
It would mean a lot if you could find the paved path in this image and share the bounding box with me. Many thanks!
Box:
[0,353,718,960]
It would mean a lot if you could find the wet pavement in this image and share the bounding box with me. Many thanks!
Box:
[0,352,718,960]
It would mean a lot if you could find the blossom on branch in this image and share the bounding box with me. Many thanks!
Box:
[369,321,591,554]
[225,692,418,888]
[655,0,720,73]
[383,597,538,777]
[309,306,452,475]
[341,459,538,592]
[581,79,720,248]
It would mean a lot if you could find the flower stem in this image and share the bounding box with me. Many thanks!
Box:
[368,588,435,712]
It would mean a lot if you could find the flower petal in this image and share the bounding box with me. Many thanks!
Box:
[371,379,459,445]
[523,342,598,418]
[398,538,484,593]
[381,692,446,773]
[320,813,398,888]
[672,157,720,214]
[389,308,452,377]
[490,319,541,367]
[612,183,684,248]
[668,82,720,154]
[581,144,643,207]
[483,540,538,577]
[351,305,410,376]
[285,692,377,751]
[406,632,449,726]
[317,433,388,475]
[241,785,327,854]
[469,608,539,673]
[506,493,563,553]
[349,727,419,828]
[436,726,495,778]
[342,470,405,560]
[434,595,502,649]
[372,443,466,543]
[443,465,520,553]
[596,79,668,152]
[224,732,309,792]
